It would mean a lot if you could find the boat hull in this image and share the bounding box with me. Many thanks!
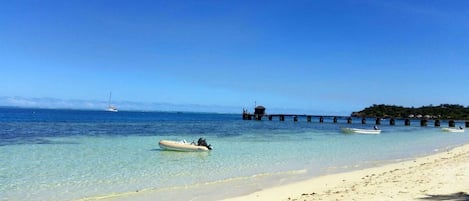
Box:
[342,128,381,134]
[159,140,210,152]
[441,128,464,133]
[106,107,118,112]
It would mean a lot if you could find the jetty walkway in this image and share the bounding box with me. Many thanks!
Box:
[242,106,469,128]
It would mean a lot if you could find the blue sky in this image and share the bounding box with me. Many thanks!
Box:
[1,0,469,114]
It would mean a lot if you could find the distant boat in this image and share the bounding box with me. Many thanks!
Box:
[342,127,381,135]
[106,92,118,112]
[441,127,464,133]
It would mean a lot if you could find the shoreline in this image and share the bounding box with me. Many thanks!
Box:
[221,143,469,201]
[95,143,469,201]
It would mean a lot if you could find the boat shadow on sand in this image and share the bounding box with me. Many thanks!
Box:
[419,192,469,201]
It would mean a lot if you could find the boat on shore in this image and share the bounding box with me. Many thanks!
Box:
[342,127,381,135]
[159,138,212,152]
[441,127,465,133]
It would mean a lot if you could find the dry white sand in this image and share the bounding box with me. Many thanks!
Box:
[221,144,469,201]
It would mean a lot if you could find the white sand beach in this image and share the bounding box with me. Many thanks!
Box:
[222,144,469,201]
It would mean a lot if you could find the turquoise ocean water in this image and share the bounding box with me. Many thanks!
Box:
[1,108,468,201]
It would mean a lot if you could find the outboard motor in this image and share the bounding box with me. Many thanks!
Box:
[197,137,212,150]
[197,137,205,146]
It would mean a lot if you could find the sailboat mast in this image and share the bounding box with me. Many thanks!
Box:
[108,92,112,107]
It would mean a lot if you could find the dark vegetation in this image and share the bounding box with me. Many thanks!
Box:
[352,104,469,120]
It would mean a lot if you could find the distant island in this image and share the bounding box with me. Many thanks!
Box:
[352,104,469,120]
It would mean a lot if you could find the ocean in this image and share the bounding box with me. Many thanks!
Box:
[1,107,468,201]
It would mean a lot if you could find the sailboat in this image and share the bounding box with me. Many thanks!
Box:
[106,92,118,112]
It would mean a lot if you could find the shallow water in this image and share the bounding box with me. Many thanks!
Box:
[1,108,468,201]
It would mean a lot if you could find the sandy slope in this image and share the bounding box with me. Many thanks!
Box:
[221,144,469,201]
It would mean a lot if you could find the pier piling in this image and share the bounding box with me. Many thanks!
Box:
[405,119,410,126]
[319,116,324,123]
[333,117,338,123]
[449,120,455,127]
[255,114,262,120]
[435,119,440,127]
[361,117,366,124]
[347,117,352,124]
[390,118,395,126]
[420,119,428,127]
[375,118,381,125]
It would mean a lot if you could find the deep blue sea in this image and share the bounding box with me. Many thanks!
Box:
[1,108,468,201]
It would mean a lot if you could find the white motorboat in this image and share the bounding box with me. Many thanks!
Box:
[342,128,381,135]
[441,127,465,133]
[159,138,212,152]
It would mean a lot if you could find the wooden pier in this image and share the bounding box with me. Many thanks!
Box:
[242,106,469,128]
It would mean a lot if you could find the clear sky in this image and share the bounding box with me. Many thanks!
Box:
[1,0,469,114]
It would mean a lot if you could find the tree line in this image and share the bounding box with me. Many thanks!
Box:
[351,104,469,120]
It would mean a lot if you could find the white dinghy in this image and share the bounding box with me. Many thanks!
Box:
[159,138,212,152]
[342,127,381,135]
[441,127,465,133]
